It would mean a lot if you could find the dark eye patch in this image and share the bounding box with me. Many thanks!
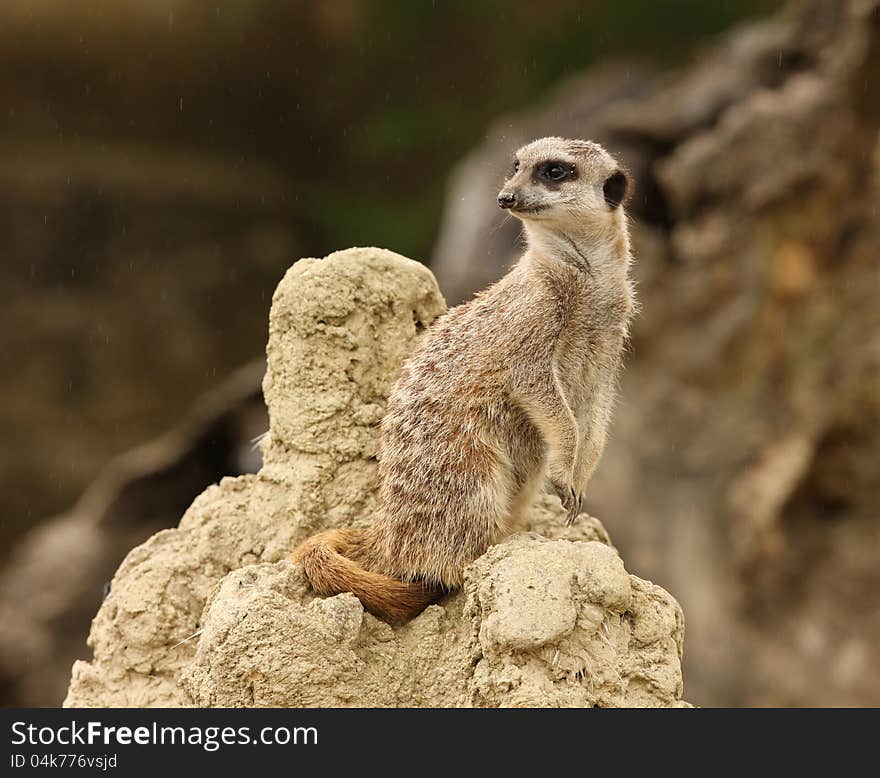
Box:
[534,160,576,185]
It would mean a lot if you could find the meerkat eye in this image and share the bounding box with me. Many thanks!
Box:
[538,161,573,183]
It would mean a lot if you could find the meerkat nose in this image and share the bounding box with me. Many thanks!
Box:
[497,191,517,209]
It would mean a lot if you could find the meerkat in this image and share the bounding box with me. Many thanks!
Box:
[294,137,635,623]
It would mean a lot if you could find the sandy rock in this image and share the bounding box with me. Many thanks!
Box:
[65,247,445,707]
[465,535,683,708]
[179,531,685,708]
[65,247,688,708]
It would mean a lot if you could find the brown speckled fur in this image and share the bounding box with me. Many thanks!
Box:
[294,138,635,623]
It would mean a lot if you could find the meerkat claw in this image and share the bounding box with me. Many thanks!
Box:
[553,481,581,522]
[565,492,583,526]
[552,481,571,507]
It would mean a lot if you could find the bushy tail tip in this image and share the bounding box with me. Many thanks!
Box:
[292,528,442,624]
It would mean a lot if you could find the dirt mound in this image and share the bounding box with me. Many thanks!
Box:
[65,247,688,707]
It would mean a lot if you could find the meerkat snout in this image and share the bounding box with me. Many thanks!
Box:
[497,191,517,209]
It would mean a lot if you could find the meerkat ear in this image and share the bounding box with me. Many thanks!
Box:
[603,170,629,209]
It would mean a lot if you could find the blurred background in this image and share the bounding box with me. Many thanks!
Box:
[1,0,878,707]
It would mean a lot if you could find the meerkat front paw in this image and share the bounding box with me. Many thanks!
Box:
[564,491,584,526]
[551,479,583,525]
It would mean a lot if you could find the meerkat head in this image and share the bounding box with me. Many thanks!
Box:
[497,137,629,230]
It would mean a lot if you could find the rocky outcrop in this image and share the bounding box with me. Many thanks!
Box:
[431,0,880,706]
[65,248,689,708]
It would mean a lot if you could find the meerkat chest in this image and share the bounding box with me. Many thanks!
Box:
[569,282,630,349]
[558,288,632,404]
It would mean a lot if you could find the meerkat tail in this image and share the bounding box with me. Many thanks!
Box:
[292,528,443,624]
